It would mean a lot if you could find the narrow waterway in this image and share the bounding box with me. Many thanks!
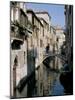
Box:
[34,55,65,96]
[16,55,66,98]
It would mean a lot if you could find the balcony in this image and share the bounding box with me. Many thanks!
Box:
[11,6,33,38]
[11,34,24,50]
[11,23,24,39]
[10,25,24,50]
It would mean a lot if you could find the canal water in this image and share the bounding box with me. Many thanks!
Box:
[51,74,64,96]
[34,56,65,97]
[15,55,65,98]
[16,56,72,97]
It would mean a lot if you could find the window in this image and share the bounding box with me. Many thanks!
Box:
[11,8,14,22]
[20,14,24,26]
[11,41,21,50]
[31,36,33,47]
[15,8,19,21]
[40,40,43,47]
[47,25,49,31]
[43,28,44,36]
[24,52,25,64]
[56,37,59,42]
[14,55,18,66]
[11,26,15,32]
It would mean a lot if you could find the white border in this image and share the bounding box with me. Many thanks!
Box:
[0,0,75,100]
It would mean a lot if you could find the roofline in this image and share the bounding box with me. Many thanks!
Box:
[53,26,64,30]
[27,9,43,27]
[55,28,64,30]
[35,11,51,20]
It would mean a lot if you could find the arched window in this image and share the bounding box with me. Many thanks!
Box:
[14,55,18,66]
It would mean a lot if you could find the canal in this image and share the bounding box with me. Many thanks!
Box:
[15,55,72,98]
[33,55,65,97]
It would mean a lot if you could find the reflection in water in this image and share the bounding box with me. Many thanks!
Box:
[34,56,64,96]
[51,74,64,96]
[16,56,65,97]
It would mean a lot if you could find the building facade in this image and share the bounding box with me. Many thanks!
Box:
[10,2,32,97]
[54,26,65,54]
[64,5,73,70]
[35,12,51,50]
